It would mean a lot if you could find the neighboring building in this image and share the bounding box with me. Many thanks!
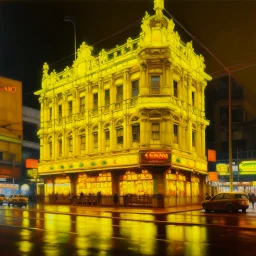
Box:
[21,106,40,195]
[0,77,22,195]
[35,0,211,206]
[206,76,256,192]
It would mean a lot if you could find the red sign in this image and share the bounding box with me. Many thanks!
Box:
[208,149,216,162]
[25,159,38,169]
[0,166,20,178]
[208,172,218,182]
[140,151,171,164]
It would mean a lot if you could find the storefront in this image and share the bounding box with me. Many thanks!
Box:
[0,183,19,196]
[119,170,153,196]
[76,172,112,195]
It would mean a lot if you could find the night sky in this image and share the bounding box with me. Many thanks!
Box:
[1,0,256,110]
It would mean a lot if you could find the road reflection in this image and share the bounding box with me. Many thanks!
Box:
[1,207,256,255]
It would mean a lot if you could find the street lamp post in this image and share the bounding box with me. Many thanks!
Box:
[64,16,77,60]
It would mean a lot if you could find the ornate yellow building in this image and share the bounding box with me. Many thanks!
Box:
[35,0,211,206]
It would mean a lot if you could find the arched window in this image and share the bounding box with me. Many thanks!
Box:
[116,120,123,145]
[104,124,110,147]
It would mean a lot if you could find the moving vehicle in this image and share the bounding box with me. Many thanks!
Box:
[7,194,28,207]
[0,194,6,205]
[202,192,249,213]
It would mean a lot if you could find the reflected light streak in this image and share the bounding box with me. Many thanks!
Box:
[18,241,33,254]
[120,220,157,255]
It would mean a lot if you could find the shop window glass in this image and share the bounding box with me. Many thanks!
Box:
[93,133,98,149]
[192,130,196,147]
[186,182,191,197]
[167,180,176,196]
[93,93,98,109]
[105,130,110,146]
[177,181,185,196]
[192,182,200,197]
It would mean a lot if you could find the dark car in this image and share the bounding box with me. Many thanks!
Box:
[7,194,28,207]
[0,194,5,205]
[202,192,249,213]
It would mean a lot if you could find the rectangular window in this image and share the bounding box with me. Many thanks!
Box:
[68,137,73,153]
[132,80,139,97]
[151,76,160,94]
[49,107,52,120]
[58,140,62,157]
[93,93,98,109]
[173,81,178,97]
[0,152,3,160]
[93,133,98,148]
[105,89,110,106]
[174,124,178,143]
[192,130,196,147]
[116,127,123,144]
[49,142,52,158]
[192,91,195,106]
[132,124,140,141]
[105,130,110,146]
[116,85,123,102]
[80,135,86,151]
[58,105,62,118]
[152,123,160,140]
[68,101,72,116]
[80,97,85,113]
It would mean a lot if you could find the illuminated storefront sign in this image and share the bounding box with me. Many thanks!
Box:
[208,149,216,162]
[216,163,229,175]
[25,159,38,169]
[0,85,16,93]
[239,161,256,175]
[140,151,171,164]
[27,169,37,179]
[208,172,218,182]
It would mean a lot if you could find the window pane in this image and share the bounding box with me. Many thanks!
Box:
[80,97,85,113]
[173,81,178,97]
[105,90,110,105]
[132,80,139,97]
[117,85,123,102]
[132,124,140,141]
[58,105,62,117]
[151,76,160,94]
[93,93,98,109]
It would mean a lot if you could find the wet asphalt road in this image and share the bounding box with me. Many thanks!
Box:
[1,204,256,256]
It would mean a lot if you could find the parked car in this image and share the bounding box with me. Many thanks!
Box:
[202,192,249,213]
[7,194,28,207]
[0,194,6,205]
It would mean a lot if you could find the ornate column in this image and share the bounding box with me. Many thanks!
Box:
[139,62,148,95]
[196,123,202,156]
[139,111,148,147]
[201,81,207,113]
[109,119,115,151]
[85,124,90,154]
[98,121,103,152]
[123,115,128,149]
[187,118,192,152]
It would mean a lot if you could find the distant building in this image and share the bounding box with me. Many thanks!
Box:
[0,76,22,195]
[21,106,40,195]
[206,76,256,192]
[35,0,211,206]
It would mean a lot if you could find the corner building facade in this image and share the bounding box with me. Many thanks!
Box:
[35,0,211,206]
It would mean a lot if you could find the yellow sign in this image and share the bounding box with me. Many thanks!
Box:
[239,161,256,174]
[253,181,256,186]
[216,163,229,175]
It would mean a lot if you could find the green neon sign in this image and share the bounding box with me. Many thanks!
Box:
[239,161,256,174]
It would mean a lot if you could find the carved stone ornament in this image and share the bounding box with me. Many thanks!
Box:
[43,62,49,78]
[77,42,93,61]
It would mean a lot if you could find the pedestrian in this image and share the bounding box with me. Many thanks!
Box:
[205,193,211,200]
[251,193,256,209]
[113,192,119,207]
[97,191,102,206]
